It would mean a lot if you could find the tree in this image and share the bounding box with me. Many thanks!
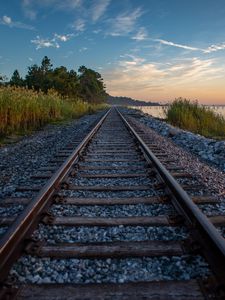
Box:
[9,70,24,87]
[78,66,106,103]
[41,56,53,74]
[25,56,53,93]
[50,67,79,97]
[25,64,43,91]
[10,56,107,102]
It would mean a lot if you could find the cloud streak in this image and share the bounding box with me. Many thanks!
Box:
[92,0,110,22]
[132,27,148,41]
[0,15,34,30]
[72,19,85,31]
[107,7,143,36]
[22,0,82,20]
[151,38,225,54]
[153,38,201,51]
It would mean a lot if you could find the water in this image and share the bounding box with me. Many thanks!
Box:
[133,105,225,119]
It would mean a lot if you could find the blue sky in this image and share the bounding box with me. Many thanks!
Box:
[0,0,225,104]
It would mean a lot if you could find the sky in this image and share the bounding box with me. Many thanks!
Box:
[0,0,225,104]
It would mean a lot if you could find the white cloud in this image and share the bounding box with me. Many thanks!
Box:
[54,33,74,41]
[93,29,102,34]
[204,43,225,53]
[72,19,85,31]
[132,27,148,41]
[92,0,110,22]
[165,57,221,82]
[31,32,74,49]
[2,15,11,24]
[0,15,34,30]
[31,36,60,49]
[28,57,33,61]
[103,55,223,97]
[107,7,143,36]
[79,47,88,52]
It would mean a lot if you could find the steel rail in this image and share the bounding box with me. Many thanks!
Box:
[117,108,225,287]
[0,108,111,282]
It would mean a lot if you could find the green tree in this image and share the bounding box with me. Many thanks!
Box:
[50,67,79,97]
[41,56,53,74]
[78,66,106,103]
[19,57,107,102]
[25,56,53,93]
[25,64,43,91]
[10,69,24,87]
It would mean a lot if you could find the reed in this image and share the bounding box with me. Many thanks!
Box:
[166,98,225,138]
[0,86,106,138]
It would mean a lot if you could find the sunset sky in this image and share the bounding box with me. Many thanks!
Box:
[1,0,225,104]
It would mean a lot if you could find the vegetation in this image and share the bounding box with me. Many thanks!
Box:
[0,56,107,139]
[166,98,225,138]
[0,86,106,138]
[8,56,106,103]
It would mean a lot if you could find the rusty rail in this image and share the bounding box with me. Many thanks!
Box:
[117,108,225,287]
[0,108,111,281]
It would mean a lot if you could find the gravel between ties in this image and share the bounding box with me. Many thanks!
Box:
[121,108,225,203]
[33,224,188,243]
[11,255,210,284]
[50,203,175,217]
[2,108,223,287]
[0,111,105,199]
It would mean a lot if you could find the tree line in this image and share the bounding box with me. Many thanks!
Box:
[1,56,106,103]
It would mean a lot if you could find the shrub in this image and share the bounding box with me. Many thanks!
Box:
[166,98,225,138]
[0,86,106,138]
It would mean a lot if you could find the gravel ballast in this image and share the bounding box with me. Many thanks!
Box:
[50,203,175,217]
[1,107,224,287]
[69,177,156,186]
[59,190,166,198]
[0,204,24,217]
[0,111,105,199]
[128,108,225,172]
[33,224,188,243]
[11,255,210,284]
[121,108,225,203]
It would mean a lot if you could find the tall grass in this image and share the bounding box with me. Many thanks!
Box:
[0,86,106,138]
[166,98,225,138]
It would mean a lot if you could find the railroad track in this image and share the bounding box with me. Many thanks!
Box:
[0,107,225,299]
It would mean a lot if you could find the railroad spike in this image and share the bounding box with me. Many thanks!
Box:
[41,212,55,225]
[70,170,77,177]
[60,181,70,189]
[24,240,43,256]
[53,195,67,204]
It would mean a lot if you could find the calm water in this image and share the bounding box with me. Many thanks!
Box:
[133,105,225,119]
